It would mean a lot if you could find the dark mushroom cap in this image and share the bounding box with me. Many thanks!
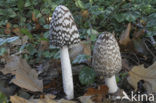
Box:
[92,32,122,78]
[49,5,80,48]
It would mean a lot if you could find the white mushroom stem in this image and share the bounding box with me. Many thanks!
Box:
[105,75,118,93]
[60,46,74,99]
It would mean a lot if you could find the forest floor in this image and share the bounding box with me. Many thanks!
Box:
[1,23,156,103]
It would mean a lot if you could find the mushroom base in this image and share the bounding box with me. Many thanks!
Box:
[105,75,118,93]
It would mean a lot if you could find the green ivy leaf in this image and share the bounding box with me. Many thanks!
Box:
[7,9,17,18]
[20,28,33,39]
[79,66,96,85]
[53,51,60,59]
[87,29,98,36]
[0,92,7,103]
[72,54,90,64]
[33,10,42,18]
[17,0,24,12]
[90,34,97,41]
[43,31,49,39]
[24,0,31,7]
[114,14,125,23]
[0,20,8,26]
[87,29,98,41]
[0,48,6,56]
[43,24,49,29]
[124,13,137,22]
[42,51,54,58]
[41,8,50,15]
[26,44,37,55]
[39,17,46,25]
[75,0,85,9]
[116,75,120,83]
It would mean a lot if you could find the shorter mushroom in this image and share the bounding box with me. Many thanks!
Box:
[92,32,121,94]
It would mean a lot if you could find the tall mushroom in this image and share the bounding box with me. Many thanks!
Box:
[49,5,80,99]
[92,32,121,94]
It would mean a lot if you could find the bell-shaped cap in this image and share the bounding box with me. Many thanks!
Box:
[92,32,122,77]
[49,5,80,48]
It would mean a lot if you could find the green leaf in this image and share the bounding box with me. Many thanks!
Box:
[0,20,8,26]
[33,10,42,18]
[39,17,46,25]
[89,0,93,4]
[41,8,50,15]
[75,0,85,9]
[87,29,98,36]
[0,92,7,103]
[0,48,6,56]
[116,75,120,83]
[90,34,97,41]
[72,54,90,64]
[124,13,137,22]
[146,31,156,37]
[26,44,37,55]
[17,0,24,12]
[43,31,49,39]
[53,51,60,59]
[24,0,31,7]
[87,29,98,41]
[146,13,156,28]
[20,28,33,38]
[42,51,54,58]
[114,14,125,23]
[8,9,17,18]
[79,66,96,85]
[43,24,49,29]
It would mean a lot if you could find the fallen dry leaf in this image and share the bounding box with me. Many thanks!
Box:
[5,28,11,35]
[119,23,131,46]
[32,13,38,22]
[43,79,57,89]
[84,85,108,102]
[133,29,145,39]
[6,22,11,28]
[1,56,43,92]
[84,85,108,96]
[5,22,11,35]
[12,27,21,35]
[10,95,56,103]
[40,40,49,50]
[35,23,41,30]
[10,95,32,103]
[57,99,77,103]
[10,95,77,103]
[79,96,94,103]
[132,38,148,55]
[81,10,89,18]
[31,94,57,103]
[122,59,132,71]
[128,62,156,93]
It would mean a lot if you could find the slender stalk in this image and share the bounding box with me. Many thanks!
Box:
[105,75,118,93]
[60,46,74,99]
